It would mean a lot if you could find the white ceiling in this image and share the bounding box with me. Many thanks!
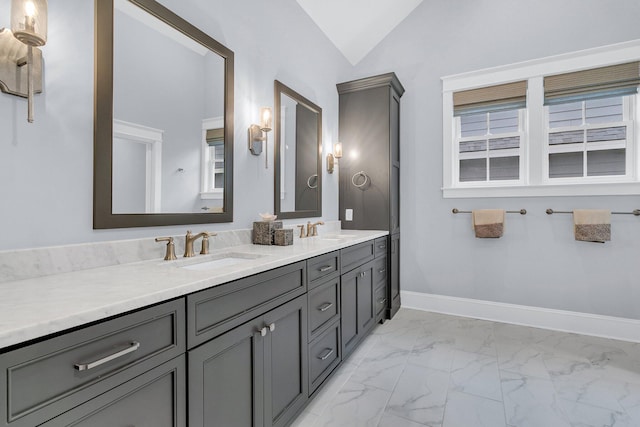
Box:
[296,0,424,65]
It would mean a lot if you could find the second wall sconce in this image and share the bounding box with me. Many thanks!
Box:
[0,0,48,123]
[249,107,273,169]
[327,142,343,174]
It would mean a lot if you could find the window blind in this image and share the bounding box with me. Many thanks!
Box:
[453,81,527,116]
[544,62,640,105]
[206,128,224,146]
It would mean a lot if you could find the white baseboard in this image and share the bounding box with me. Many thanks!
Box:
[401,290,640,343]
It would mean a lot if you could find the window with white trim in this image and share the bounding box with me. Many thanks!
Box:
[546,95,632,180]
[442,41,640,198]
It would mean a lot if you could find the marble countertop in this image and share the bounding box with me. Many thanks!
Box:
[0,230,387,349]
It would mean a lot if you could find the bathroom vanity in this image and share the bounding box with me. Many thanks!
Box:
[0,231,387,427]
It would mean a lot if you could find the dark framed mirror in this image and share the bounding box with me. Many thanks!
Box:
[94,0,234,229]
[274,80,322,219]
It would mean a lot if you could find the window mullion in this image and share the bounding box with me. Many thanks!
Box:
[528,76,545,185]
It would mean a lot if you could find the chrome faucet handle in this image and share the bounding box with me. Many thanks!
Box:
[155,237,177,261]
[297,224,307,238]
[199,232,217,255]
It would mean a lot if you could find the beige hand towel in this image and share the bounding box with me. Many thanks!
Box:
[472,210,505,238]
[573,209,611,243]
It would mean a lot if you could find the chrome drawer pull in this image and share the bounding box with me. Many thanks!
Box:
[318,302,333,312]
[379,268,386,274]
[74,341,140,371]
[378,245,386,249]
[259,327,268,337]
[378,298,387,305]
[269,323,276,332]
[319,265,333,272]
[318,348,334,361]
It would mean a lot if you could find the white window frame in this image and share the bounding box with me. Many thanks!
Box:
[200,116,224,200]
[442,39,640,198]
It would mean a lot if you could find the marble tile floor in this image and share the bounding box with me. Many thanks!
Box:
[290,308,640,427]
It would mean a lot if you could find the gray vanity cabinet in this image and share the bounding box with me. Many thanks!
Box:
[337,73,404,320]
[0,299,185,427]
[188,294,308,427]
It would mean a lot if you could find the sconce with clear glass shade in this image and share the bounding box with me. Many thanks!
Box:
[10,0,47,122]
[249,106,273,168]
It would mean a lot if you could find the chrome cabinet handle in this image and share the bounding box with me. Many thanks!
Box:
[378,244,386,249]
[379,268,386,274]
[319,265,333,272]
[318,302,333,312]
[378,298,387,305]
[269,323,276,332]
[74,342,140,371]
[360,271,366,277]
[259,327,268,337]
[318,348,334,361]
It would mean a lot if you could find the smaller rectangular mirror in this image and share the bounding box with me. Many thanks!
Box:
[274,80,322,219]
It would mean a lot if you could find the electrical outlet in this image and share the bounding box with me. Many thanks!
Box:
[345,209,353,221]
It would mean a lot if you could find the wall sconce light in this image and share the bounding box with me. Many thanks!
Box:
[249,106,273,168]
[327,142,343,174]
[0,0,47,123]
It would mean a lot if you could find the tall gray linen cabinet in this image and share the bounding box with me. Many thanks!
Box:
[337,73,404,319]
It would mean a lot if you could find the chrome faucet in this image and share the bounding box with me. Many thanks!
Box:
[184,230,216,257]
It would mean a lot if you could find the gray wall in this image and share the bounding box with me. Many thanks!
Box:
[0,0,350,250]
[351,0,640,319]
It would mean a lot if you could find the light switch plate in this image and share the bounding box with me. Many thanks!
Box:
[345,209,353,221]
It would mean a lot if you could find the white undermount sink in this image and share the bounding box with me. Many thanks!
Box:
[178,252,265,271]
[320,234,357,241]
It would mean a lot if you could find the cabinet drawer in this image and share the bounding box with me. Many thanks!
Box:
[340,241,375,273]
[373,256,387,287]
[375,284,387,320]
[374,237,388,258]
[187,261,306,348]
[41,355,186,427]
[0,299,185,427]
[309,322,340,394]
[308,277,340,340]
[307,251,339,289]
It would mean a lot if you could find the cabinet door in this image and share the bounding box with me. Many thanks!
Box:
[41,356,186,427]
[264,295,308,427]
[357,262,375,335]
[341,262,375,358]
[188,317,265,427]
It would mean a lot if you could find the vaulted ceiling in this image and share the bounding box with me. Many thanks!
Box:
[296,0,424,65]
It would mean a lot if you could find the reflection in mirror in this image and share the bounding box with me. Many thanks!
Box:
[274,80,322,219]
[94,0,234,228]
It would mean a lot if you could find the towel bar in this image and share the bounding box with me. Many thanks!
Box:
[546,209,640,216]
[452,208,527,215]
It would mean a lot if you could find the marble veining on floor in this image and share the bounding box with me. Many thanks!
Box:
[291,308,640,427]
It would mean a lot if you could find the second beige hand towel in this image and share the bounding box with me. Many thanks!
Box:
[472,210,505,238]
[573,209,611,243]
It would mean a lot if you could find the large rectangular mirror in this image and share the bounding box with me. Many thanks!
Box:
[94,0,234,229]
[274,80,322,219]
